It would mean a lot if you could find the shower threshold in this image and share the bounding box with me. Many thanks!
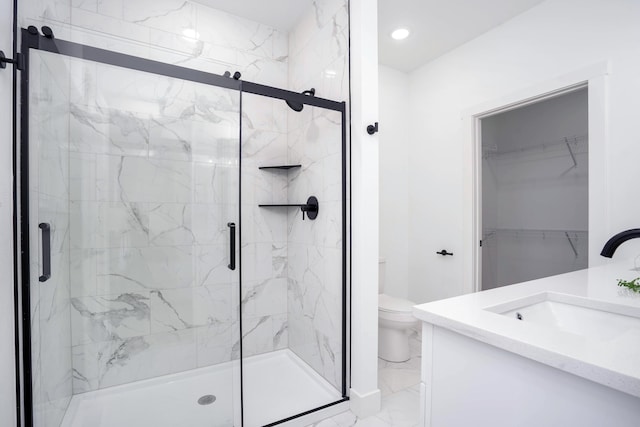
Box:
[60,349,343,427]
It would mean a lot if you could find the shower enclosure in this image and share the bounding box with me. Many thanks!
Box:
[20,27,347,427]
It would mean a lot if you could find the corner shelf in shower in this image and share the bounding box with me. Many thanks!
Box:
[258,164,302,171]
[258,196,319,220]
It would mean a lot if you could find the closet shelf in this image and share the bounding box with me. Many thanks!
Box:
[483,228,587,258]
[258,164,301,170]
[483,134,588,160]
[483,228,588,238]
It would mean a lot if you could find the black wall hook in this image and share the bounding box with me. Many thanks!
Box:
[0,51,24,70]
[367,122,379,135]
[436,249,454,256]
[233,71,241,80]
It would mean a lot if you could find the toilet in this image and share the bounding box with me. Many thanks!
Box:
[378,259,419,362]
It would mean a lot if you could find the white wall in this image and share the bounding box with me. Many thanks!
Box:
[0,0,17,423]
[350,0,381,417]
[378,65,410,299]
[408,0,640,303]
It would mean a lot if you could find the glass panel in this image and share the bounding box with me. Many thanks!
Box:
[28,49,73,427]
[28,50,242,427]
[240,92,344,426]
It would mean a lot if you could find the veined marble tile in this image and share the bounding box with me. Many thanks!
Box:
[69,7,150,47]
[70,248,98,297]
[273,30,288,61]
[148,115,237,162]
[148,203,195,246]
[123,0,196,36]
[70,152,97,201]
[195,244,235,287]
[70,104,150,156]
[72,0,97,14]
[242,204,287,243]
[272,313,288,351]
[242,128,288,166]
[70,292,151,345]
[193,162,239,205]
[241,242,273,282]
[72,328,197,392]
[149,285,233,333]
[190,203,227,245]
[67,26,151,65]
[193,3,282,60]
[241,315,274,357]
[96,246,195,295]
[70,201,149,249]
[20,0,71,26]
[96,155,192,203]
[374,388,421,427]
[324,153,343,202]
[241,278,287,318]
[37,146,71,201]
[97,0,123,19]
[237,52,288,89]
[272,242,288,278]
[195,321,237,368]
[148,27,206,58]
[242,93,286,133]
[240,166,276,207]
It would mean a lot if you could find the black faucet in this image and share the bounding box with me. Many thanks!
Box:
[600,229,640,258]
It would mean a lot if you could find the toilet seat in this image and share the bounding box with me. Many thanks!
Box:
[378,294,416,322]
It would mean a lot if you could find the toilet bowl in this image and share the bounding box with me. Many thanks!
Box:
[378,259,418,362]
[378,294,418,362]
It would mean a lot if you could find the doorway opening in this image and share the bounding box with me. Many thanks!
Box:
[477,86,589,291]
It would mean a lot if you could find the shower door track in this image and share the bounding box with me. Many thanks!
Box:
[17,27,349,427]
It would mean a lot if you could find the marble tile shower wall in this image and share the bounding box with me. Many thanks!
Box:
[22,0,349,402]
[20,0,292,397]
[240,93,289,357]
[68,60,242,393]
[20,0,288,89]
[286,0,349,391]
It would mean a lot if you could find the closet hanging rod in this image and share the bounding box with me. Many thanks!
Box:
[483,134,588,159]
[483,228,588,239]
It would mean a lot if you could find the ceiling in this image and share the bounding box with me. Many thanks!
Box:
[193,0,545,72]
[192,0,314,31]
[378,0,546,72]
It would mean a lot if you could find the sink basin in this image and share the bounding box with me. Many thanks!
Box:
[485,292,640,341]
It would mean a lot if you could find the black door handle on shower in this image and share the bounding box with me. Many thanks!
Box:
[436,249,453,256]
[227,222,236,271]
[39,223,51,282]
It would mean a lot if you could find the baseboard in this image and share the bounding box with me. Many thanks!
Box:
[349,387,381,418]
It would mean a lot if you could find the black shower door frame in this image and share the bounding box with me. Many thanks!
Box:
[18,27,349,427]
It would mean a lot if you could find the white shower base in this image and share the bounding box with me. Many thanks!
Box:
[60,349,343,427]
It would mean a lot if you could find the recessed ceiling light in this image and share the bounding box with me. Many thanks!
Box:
[182,28,200,41]
[391,28,410,40]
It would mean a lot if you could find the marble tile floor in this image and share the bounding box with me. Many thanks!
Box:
[308,328,422,427]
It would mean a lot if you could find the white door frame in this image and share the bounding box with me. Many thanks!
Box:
[461,62,610,294]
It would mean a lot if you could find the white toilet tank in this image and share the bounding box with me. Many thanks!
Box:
[378,258,386,294]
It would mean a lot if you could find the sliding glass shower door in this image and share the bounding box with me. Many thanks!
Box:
[21,30,348,427]
[24,42,242,427]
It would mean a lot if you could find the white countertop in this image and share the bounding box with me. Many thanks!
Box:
[413,262,640,398]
